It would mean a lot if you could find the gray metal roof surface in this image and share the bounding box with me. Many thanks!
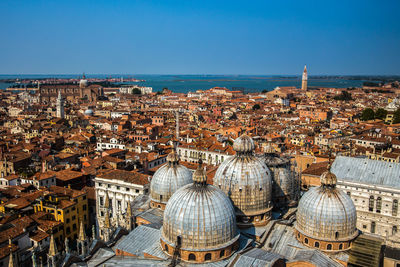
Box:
[232,248,283,267]
[114,225,161,257]
[87,247,115,267]
[332,156,400,189]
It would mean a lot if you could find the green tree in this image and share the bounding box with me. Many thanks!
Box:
[333,91,353,101]
[374,108,387,120]
[262,89,268,93]
[393,108,400,124]
[361,108,375,121]
[252,104,261,110]
[131,88,141,95]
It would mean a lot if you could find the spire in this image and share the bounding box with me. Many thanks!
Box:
[104,209,111,228]
[8,249,14,267]
[126,200,132,218]
[175,110,180,144]
[104,191,110,209]
[64,238,70,254]
[8,239,14,267]
[78,220,86,241]
[48,234,57,257]
[92,225,96,240]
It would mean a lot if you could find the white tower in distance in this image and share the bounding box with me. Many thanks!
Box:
[56,90,65,119]
[301,65,308,91]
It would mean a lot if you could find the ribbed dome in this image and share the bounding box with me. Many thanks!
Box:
[233,134,255,153]
[79,79,88,88]
[214,135,273,225]
[161,183,239,251]
[295,185,357,242]
[150,151,192,205]
[84,109,94,116]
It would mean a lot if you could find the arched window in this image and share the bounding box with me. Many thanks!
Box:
[376,197,382,213]
[164,244,168,252]
[188,253,196,261]
[220,250,225,257]
[335,232,339,239]
[315,242,319,248]
[205,253,212,261]
[393,199,398,216]
[304,238,308,244]
[339,244,343,250]
[327,244,332,250]
[369,196,374,211]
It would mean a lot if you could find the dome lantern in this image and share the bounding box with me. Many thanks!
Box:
[192,159,207,185]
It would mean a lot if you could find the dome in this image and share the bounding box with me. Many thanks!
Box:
[150,150,192,209]
[264,154,298,207]
[214,134,273,227]
[84,109,94,116]
[161,170,239,262]
[295,167,358,251]
[79,75,88,88]
[232,134,255,153]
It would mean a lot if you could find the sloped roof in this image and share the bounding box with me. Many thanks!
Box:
[332,156,400,189]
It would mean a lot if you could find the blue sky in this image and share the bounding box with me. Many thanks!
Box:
[1,0,399,75]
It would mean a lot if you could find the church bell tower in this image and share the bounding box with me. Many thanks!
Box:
[301,65,308,91]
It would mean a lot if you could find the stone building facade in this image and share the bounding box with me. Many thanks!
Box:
[332,156,400,248]
[95,169,150,239]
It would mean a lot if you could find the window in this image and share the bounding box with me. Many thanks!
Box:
[100,197,104,206]
[304,238,308,244]
[136,189,139,193]
[393,199,398,216]
[315,242,319,248]
[83,205,87,211]
[117,186,120,190]
[189,253,196,261]
[83,196,86,200]
[327,244,332,250]
[393,226,398,235]
[220,250,225,257]
[205,253,212,261]
[73,224,77,230]
[126,188,130,191]
[164,244,168,253]
[371,221,376,233]
[376,197,382,213]
[369,196,374,211]
[339,244,343,250]
[72,215,76,220]
[335,232,339,239]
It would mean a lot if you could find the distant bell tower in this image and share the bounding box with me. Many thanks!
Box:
[56,90,65,119]
[301,65,308,90]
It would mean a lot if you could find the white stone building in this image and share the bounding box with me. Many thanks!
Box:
[95,169,150,239]
[96,137,126,151]
[332,156,400,248]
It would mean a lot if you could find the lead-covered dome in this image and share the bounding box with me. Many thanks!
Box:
[150,149,192,209]
[295,166,358,251]
[214,134,273,227]
[161,163,239,263]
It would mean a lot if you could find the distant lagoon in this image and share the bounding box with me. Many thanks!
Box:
[0,74,365,93]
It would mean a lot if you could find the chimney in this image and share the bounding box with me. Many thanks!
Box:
[42,160,47,173]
